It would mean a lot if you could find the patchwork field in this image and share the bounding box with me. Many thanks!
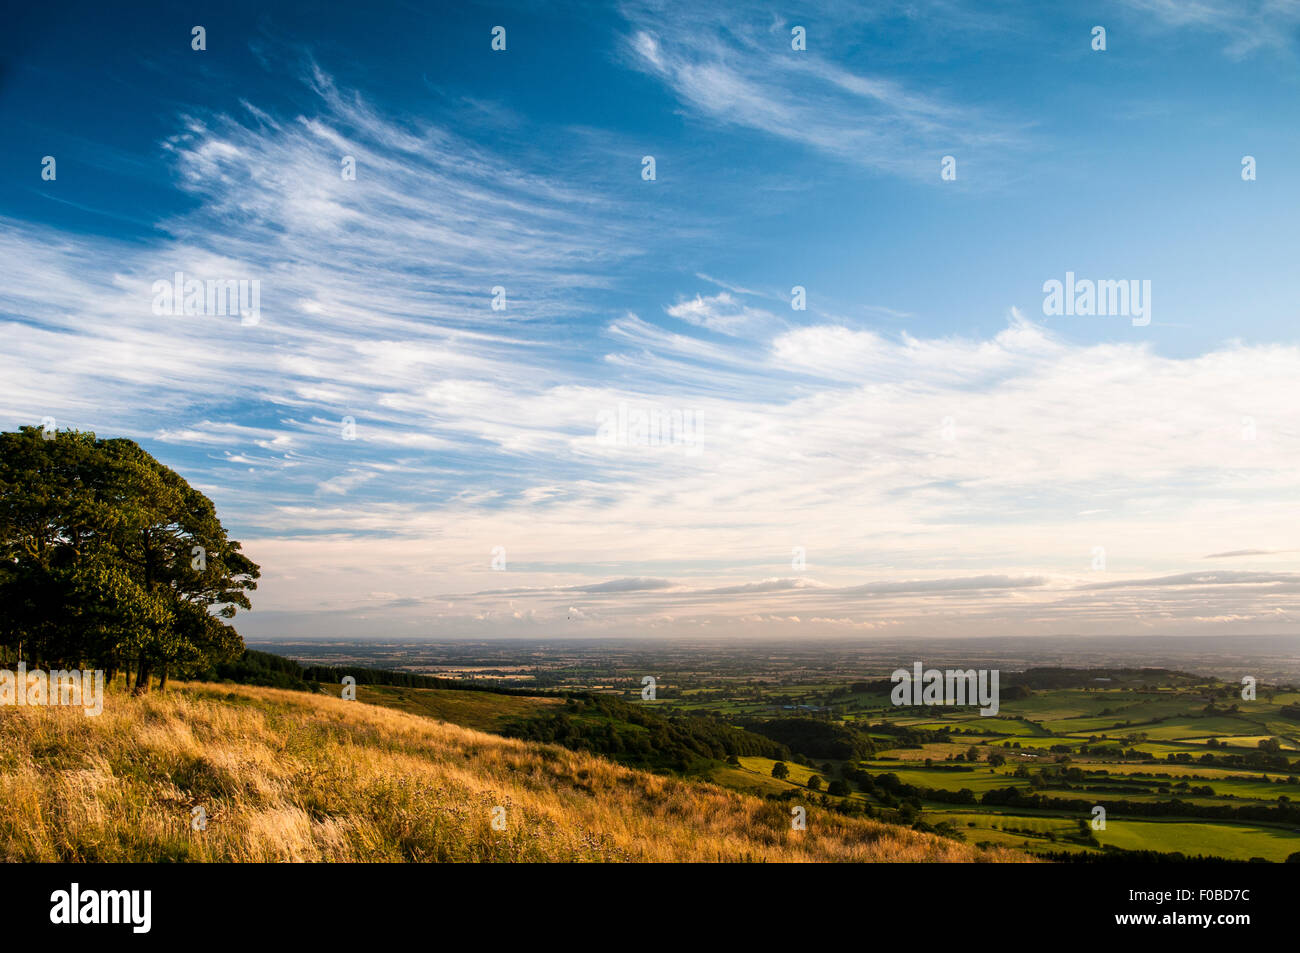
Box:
[659,669,1300,861]
[249,653,1300,862]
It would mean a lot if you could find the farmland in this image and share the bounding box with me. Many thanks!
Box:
[261,636,1300,862]
[675,675,1300,861]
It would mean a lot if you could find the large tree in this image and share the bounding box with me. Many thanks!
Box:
[0,427,259,691]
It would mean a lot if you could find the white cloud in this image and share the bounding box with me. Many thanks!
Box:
[666,292,779,335]
[2,64,1299,640]
[620,2,1026,179]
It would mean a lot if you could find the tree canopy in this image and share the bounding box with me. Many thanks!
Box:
[0,426,259,691]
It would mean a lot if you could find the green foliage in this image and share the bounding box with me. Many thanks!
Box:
[826,778,851,797]
[502,694,787,774]
[193,649,557,698]
[195,649,315,690]
[741,717,876,760]
[0,427,258,687]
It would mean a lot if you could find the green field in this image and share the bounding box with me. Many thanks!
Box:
[1096,818,1300,861]
[663,668,1300,861]
[349,667,1300,862]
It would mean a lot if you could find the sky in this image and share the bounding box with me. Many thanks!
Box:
[2,0,1299,641]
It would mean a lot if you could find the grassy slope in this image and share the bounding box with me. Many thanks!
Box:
[0,682,1025,863]
[354,685,1300,857]
[355,683,564,732]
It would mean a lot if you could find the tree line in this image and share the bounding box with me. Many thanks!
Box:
[195,648,557,697]
[981,785,1300,825]
[503,695,789,773]
[0,427,259,692]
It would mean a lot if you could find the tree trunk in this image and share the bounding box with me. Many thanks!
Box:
[159,665,169,692]
[133,658,152,695]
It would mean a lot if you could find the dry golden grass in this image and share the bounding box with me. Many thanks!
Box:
[0,682,1029,862]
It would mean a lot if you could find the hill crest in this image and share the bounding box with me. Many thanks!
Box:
[0,682,1026,863]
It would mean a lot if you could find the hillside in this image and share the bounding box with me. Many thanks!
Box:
[0,682,1025,862]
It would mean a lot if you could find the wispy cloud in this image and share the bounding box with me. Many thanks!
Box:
[619,0,1027,179]
[3,49,1299,640]
[666,291,780,335]
[1119,0,1300,57]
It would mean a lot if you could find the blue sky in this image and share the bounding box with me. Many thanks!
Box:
[3,0,1300,639]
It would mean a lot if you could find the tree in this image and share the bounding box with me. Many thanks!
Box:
[0,428,111,666]
[98,437,258,691]
[0,427,258,690]
[966,745,981,763]
[771,761,790,780]
[807,774,823,791]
